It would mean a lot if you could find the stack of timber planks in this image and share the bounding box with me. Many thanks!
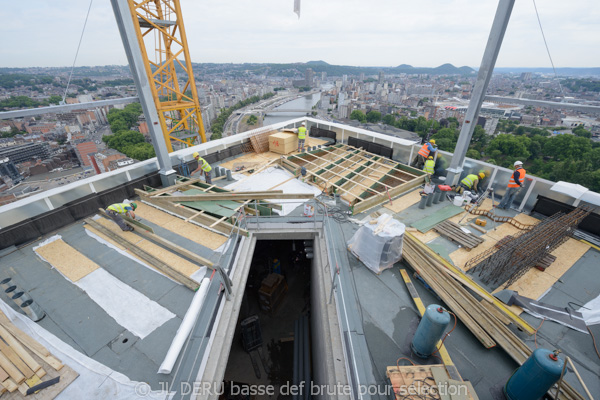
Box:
[0,311,76,397]
[402,233,585,400]
[433,221,484,250]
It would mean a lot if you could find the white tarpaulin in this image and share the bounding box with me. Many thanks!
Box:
[550,181,589,199]
[579,294,600,326]
[0,299,167,399]
[225,167,321,215]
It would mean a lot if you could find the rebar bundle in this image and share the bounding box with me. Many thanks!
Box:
[468,206,592,288]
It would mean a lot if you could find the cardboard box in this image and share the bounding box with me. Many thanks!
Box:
[269,132,298,154]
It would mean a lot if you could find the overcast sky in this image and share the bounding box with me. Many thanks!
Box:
[1,0,599,69]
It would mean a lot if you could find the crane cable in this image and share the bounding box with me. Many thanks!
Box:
[532,0,566,100]
[63,0,94,103]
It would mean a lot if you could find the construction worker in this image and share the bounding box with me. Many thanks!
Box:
[455,172,485,195]
[412,139,437,169]
[106,202,137,232]
[497,161,526,210]
[297,122,307,152]
[191,152,212,184]
[423,156,436,175]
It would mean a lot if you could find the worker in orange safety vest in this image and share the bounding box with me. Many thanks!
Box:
[496,161,526,210]
[412,139,437,169]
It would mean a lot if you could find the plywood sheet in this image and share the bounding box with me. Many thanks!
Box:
[383,190,423,213]
[135,241,200,277]
[35,240,99,282]
[499,238,590,300]
[135,203,227,250]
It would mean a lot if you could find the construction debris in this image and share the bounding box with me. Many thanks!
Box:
[468,206,592,288]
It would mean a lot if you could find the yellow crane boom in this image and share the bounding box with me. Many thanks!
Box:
[127,0,206,152]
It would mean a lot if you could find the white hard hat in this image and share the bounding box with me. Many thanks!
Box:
[301,122,306,126]
[514,161,523,167]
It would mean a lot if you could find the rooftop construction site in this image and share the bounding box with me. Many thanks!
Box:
[0,1,599,400]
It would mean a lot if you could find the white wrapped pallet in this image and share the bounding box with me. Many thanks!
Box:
[347,214,405,274]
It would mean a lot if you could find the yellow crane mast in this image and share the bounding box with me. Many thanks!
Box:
[127,0,206,152]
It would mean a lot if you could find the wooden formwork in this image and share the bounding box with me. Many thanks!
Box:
[135,177,249,236]
[285,145,426,215]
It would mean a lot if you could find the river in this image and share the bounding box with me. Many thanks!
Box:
[263,91,322,126]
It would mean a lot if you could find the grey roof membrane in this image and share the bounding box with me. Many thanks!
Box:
[1,153,599,399]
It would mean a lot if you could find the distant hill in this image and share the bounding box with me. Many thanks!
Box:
[493,67,600,77]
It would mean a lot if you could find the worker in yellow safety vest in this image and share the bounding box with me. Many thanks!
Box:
[411,139,437,169]
[191,152,212,184]
[455,172,485,195]
[297,122,307,152]
[106,202,137,231]
[497,161,526,210]
[423,156,435,175]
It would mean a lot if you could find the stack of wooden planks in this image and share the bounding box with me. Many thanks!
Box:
[432,221,484,250]
[0,311,77,398]
[402,233,585,400]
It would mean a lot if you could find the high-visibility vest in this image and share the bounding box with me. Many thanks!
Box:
[107,203,131,214]
[461,174,478,189]
[198,158,212,173]
[423,159,435,174]
[298,126,307,139]
[418,142,432,158]
[508,168,526,188]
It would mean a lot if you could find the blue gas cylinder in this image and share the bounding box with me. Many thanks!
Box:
[505,348,565,400]
[411,304,450,358]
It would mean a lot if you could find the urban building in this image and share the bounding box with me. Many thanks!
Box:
[0,142,50,164]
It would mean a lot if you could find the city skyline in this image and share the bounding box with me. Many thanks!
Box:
[1,0,599,69]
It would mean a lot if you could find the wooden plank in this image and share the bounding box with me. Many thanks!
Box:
[97,209,214,268]
[1,378,18,393]
[227,158,280,189]
[0,313,50,358]
[136,191,244,236]
[0,338,35,378]
[156,192,315,201]
[34,239,99,282]
[0,366,8,382]
[0,352,24,384]
[140,178,201,197]
[84,218,200,291]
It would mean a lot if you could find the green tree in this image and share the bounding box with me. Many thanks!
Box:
[350,110,366,123]
[573,125,592,138]
[466,149,481,159]
[487,134,531,161]
[366,110,381,123]
[543,134,592,161]
[382,114,396,125]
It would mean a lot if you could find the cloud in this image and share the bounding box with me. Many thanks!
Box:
[0,0,598,68]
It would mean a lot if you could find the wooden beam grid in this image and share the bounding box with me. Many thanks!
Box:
[286,155,387,200]
[339,143,425,179]
[317,145,411,187]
